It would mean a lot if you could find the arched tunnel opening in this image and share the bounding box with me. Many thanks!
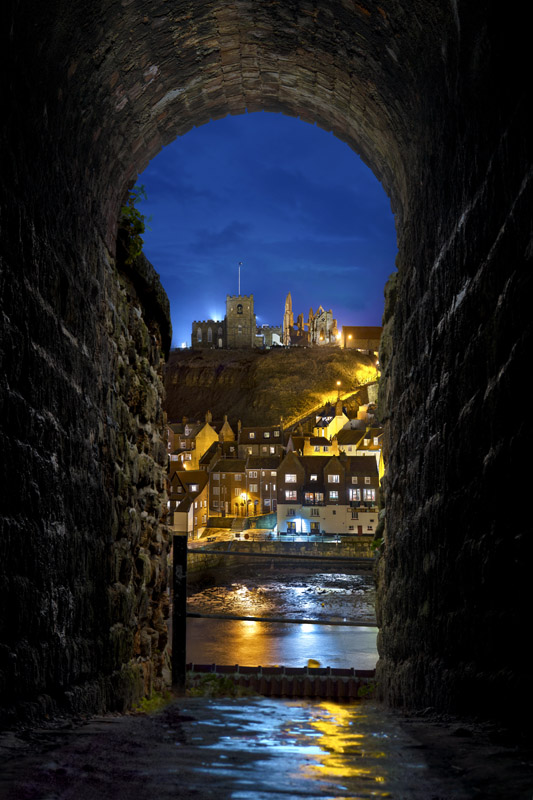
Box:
[1,0,531,735]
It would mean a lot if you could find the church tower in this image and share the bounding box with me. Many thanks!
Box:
[225,294,256,348]
[283,292,294,346]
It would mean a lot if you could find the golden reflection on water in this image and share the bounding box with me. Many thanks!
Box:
[300,702,390,796]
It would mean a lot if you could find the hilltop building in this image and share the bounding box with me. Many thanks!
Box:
[282,293,340,346]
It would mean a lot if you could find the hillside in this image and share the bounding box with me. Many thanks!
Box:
[164,347,378,426]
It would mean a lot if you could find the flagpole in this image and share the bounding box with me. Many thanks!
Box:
[238,261,242,295]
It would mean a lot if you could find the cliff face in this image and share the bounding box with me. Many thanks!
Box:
[164,348,378,426]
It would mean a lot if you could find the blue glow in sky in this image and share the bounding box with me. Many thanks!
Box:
[138,111,397,348]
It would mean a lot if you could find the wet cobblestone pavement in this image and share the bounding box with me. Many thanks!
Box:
[0,698,476,799]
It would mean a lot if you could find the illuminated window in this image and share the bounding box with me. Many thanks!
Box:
[190,484,199,492]
[249,470,258,478]
[373,437,379,445]
[304,492,314,503]
[364,476,371,484]
[328,474,340,483]
[274,430,280,437]
[249,483,258,493]
[235,474,241,481]
[285,490,297,501]
[363,488,376,502]
[352,476,358,484]
[264,432,270,439]
[349,488,361,502]
[234,488,241,497]
[286,474,297,483]
[271,471,276,477]
[249,432,255,439]
[329,490,339,500]
[315,492,324,502]
[310,474,318,481]
[270,446,275,454]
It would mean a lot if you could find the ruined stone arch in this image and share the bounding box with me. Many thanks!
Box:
[2,0,531,722]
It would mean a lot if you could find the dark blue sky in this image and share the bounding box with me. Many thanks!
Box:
[138,111,397,348]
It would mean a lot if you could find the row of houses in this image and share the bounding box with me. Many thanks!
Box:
[166,399,383,539]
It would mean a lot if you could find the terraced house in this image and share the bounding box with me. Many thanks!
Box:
[276,452,379,536]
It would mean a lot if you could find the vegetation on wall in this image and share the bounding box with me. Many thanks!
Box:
[119,184,150,264]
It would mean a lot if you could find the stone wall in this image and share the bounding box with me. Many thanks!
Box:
[1,0,531,723]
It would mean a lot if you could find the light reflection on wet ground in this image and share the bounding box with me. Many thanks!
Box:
[0,697,469,798]
[188,570,376,625]
[187,568,377,669]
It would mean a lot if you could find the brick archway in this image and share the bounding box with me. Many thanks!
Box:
[2,1,531,721]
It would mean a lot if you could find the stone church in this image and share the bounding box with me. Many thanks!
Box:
[192,294,258,348]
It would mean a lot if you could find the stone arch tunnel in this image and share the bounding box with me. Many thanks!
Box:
[1,1,531,724]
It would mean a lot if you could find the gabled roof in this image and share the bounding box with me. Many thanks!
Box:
[309,436,331,446]
[211,458,246,473]
[245,455,281,470]
[337,429,365,446]
[345,456,379,477]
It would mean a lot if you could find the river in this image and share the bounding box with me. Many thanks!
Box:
[186,567,378,670]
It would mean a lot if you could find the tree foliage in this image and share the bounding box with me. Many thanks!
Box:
[119,184,149,264]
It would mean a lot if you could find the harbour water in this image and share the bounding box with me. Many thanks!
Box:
[186,567,378,669]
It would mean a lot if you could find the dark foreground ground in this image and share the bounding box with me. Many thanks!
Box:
[1,697,532,799]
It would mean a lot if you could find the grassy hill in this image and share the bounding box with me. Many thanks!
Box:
[164,347,378,426]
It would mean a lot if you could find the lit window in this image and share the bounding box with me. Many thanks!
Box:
[347,445,352,452]
[264,432,270,439]
[184,453,192,461]
[364,439,370,446]
[285,490,297,501]
[352,476,358,484]
[363,488,376,502]
[274,431,280,438]
[273,484,276,491]
[270,446,275,454]
[328,474,340,483]
[286,474,297,483]
[235,474,241,481]
[190,484,199,492]
[310,474,318,481]
[249,470,257,478]
[264,499,271,507]
[271,471,276,477]
[364,476,371,484]
[234,488,241,497]
[373,437,379,445]
[262,446,268,452]
[304,492,314,503]
[249,432,255,439]
[249,483,258,493]
[315,492,324,502]
[349,488,361,501]
[221,473,226,479]
[329,490,339,501]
